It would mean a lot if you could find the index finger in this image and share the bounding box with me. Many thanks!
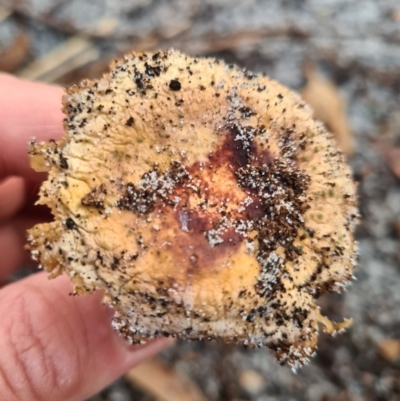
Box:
[0,74,64,182]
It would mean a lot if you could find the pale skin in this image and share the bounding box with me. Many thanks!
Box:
[0,74,171,401]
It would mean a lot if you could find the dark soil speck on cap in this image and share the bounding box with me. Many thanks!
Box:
[169,79,181,91]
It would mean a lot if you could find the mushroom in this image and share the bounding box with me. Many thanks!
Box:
[27,50,358,369]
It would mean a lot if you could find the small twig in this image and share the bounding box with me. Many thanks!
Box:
[0,5,11,23]
[0,32,30,72]
[15,14,122,83]
[41,46,100,83]
[301,61,354,156]
[125,357,208,401]
[16,35,94,82]
[178,27,310,55]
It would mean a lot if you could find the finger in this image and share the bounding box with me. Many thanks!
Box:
[0,74,64,182]
[0,177,26,222]
[0,173,49,225]
[0,222,27,280]
[0,273,172,401]
[0,213,53,281]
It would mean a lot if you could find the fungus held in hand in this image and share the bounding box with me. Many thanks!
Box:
[27,50,358,369]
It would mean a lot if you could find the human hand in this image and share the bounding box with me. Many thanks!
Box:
[0,74,171,401]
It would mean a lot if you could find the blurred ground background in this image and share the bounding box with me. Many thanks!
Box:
[1,1,400,400]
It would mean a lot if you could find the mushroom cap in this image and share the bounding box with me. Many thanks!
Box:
[27,50,358,368]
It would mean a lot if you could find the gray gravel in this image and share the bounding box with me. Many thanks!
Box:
[1,1,400,400]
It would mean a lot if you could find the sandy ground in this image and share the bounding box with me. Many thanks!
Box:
[1,1,400,400]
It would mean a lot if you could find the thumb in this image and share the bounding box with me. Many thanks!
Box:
[0,273,170,401]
